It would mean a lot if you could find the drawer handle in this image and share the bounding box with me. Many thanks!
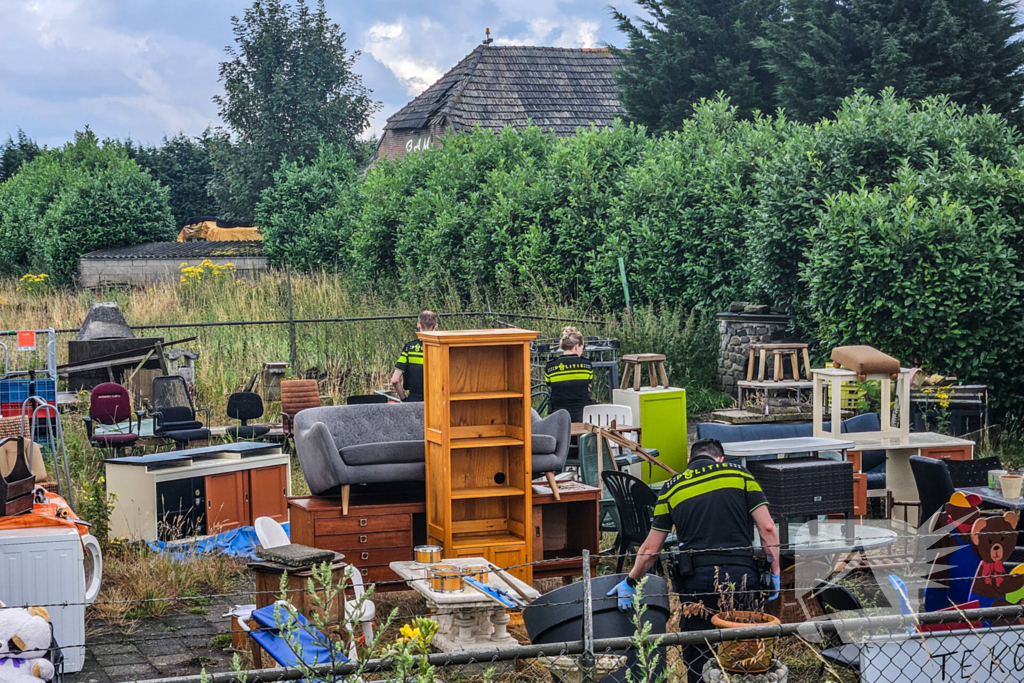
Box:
[361,552,369,561]
[359,518,368,527]
[359,535,367,543]
[361,569,368,577]
[207,500,211,509]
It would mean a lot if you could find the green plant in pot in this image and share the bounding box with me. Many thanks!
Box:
[708,570,781,674]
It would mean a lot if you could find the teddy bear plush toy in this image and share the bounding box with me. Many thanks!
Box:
[0,601,55,683]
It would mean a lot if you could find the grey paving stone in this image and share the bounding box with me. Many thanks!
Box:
[103,663,160,682]
[173,626,219,638]
[163,614,208,628]
[96,651,149,667]
[88,643,137,657]
[135,638,190,656]
[67,669,113,683]
[149,653,195,670]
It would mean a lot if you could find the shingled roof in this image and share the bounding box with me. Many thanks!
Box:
[384,45,626,137]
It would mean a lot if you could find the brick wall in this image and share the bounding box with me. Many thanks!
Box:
[78,257,267,288]
[376,127,444,162]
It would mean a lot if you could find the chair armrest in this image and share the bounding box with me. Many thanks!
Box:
[294,420,344,494]
[197,407,211,428]
[82,416,94,440]
[282,412,294,434]
[151,410,165,432]
[134,410,146,435]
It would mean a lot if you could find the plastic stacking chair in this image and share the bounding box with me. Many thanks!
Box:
[255,516,291,549]
[579,432,620,535]
[811,579,864,674]
[909,456,955,525]
[602,470,665,574]
[343,565,376,644]
[241,602,345,669]
[226,392,270,440]
[83,382,141,454]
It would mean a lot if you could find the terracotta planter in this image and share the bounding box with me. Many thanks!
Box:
[710,611,782,674]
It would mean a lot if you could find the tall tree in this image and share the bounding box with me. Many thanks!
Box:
[610,0,785,133]
[0,130,42,182]
[134,131,221,226]
[758,0,1024,123]
[211,0,379,217]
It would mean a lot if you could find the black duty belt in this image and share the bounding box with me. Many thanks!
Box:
[690,554,758,570]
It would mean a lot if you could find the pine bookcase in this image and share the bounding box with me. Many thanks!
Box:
[418,329,538,583]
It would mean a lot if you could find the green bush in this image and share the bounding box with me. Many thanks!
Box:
[804,173,1024,406]
[747,91,1021,316]
[0,129,175,283]
[256,144,360,271]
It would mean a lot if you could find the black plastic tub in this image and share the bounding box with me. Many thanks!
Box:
[523,573,670,683]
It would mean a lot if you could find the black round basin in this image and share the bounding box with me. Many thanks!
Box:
[523,573,670,683]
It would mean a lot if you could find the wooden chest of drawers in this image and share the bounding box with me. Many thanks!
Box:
[288,496,425,592]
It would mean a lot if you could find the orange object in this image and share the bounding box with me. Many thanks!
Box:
[17,330,36,351]
[0,492,90,538]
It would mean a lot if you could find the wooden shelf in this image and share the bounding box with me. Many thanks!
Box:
[450,436,524,449]
[451,485,526,500]
[452,532,527,549]
[450,391,523,401]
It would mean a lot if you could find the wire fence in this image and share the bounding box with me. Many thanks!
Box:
[10,520,1024,683]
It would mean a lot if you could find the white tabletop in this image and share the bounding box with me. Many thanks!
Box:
[755,522,898,557]
[722,437,855,458]
[850,432,975,451]
[390,557,540,607]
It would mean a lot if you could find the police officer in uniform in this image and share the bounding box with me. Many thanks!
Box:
[544,326,594,422]
[607,438,782,683]
[390,311,438,402]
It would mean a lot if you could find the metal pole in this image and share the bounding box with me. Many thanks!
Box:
[285,265,297,373]
[618,257,631,315]
[580,549,596,683]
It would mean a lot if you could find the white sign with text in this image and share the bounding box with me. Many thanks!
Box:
[862,625,1024,682]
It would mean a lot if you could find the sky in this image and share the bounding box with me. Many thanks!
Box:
[0,0,641,148]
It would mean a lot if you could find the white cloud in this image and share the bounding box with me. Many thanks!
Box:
[364,19,447,96]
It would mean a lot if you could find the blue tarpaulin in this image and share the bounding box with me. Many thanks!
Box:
[147,523,290,560]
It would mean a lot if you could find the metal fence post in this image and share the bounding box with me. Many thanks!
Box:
[581,549,597,683]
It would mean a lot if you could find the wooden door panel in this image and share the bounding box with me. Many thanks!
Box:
[249,465,288,523]
[206,471,247,533]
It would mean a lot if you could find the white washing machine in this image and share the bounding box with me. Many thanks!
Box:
[0,526,102,673]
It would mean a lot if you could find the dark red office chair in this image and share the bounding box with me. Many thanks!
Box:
[83,382,142,453]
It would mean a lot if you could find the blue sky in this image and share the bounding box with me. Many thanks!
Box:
[0,0,640,147]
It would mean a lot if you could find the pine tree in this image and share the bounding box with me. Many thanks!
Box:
[610,0,785,133]
[757,0,1024,123]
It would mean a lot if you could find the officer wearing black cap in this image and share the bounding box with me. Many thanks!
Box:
[607,438,782,683]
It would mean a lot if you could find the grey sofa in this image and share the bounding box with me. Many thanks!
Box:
[294,402,425,513]
[532,409,571,498]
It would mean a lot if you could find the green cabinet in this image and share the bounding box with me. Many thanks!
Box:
[613,387,688,485]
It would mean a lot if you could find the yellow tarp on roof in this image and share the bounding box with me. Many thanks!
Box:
[178,221,262,242]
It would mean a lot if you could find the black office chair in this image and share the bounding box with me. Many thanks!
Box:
[946,456,1002,489]
[346,394,389,405]
[226,392,270,440]
[152,375,211,449]
[602,470,666,574]
[811,579,864,674]
[909,455,956,526]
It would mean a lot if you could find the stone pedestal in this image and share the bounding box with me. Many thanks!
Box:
[716,311,797,395]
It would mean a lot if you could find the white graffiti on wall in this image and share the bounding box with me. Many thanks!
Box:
[405,135,431,153]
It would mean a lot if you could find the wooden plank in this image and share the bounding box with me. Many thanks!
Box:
[632,361,641,391]
[747,348,755,382]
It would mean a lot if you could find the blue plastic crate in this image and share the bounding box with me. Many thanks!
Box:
[0,379,30,404]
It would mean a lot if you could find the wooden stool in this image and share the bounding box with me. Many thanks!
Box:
[620,354,669,391]
[746,343,811,382]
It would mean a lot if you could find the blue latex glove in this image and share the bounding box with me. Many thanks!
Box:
[767,574,781,602]
[607,579,636,612]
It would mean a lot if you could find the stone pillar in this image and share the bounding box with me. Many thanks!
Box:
[716,308,797,395]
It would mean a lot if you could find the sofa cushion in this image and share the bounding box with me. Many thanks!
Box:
[532,434,557,455]
[831,346,899,376]
[866,461,887,490]
[298,403,424,452]
[340,440,424,466]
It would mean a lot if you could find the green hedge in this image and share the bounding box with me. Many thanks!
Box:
[0,130,174,283]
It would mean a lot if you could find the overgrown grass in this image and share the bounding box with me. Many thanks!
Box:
[92,544,246,625]
[0,270,731,419]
